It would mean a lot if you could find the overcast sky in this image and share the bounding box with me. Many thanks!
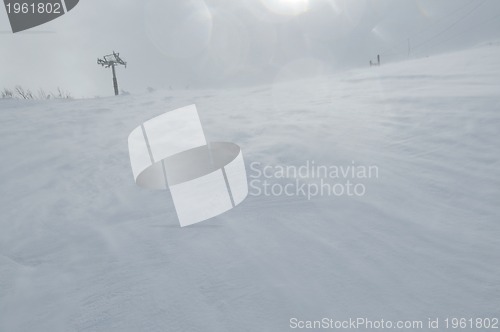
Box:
[1,0,499,98]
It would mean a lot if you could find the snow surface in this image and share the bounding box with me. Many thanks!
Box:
[1,44,499,331]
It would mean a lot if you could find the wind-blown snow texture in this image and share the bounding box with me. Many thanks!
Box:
[1,45,499,331]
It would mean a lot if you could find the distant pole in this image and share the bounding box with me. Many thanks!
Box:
[377,54,380,66]
[111,64,118,96]
[97,51,127,96]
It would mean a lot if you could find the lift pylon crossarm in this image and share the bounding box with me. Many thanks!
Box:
[97,51,127,68]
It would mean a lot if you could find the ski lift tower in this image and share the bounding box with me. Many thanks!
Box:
[97,51,127,96]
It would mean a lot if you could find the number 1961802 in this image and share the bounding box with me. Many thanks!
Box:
[444,318,499,329]
[5,2,62,14]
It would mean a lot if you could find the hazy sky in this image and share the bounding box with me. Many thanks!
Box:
[1,0,499,97]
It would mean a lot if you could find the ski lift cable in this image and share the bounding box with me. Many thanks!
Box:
[414,11,500,55]
[410,0,488,51]
[379,0,488,57]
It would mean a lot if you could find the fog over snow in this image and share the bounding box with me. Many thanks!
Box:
[1,1,500,331]
[1,0,500,97]
[1,41,500,332]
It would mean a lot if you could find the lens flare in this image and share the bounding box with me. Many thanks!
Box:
[260,0,310,16]
[144,0,213,59]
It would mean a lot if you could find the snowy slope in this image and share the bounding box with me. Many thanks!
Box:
[1,44,499,331]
